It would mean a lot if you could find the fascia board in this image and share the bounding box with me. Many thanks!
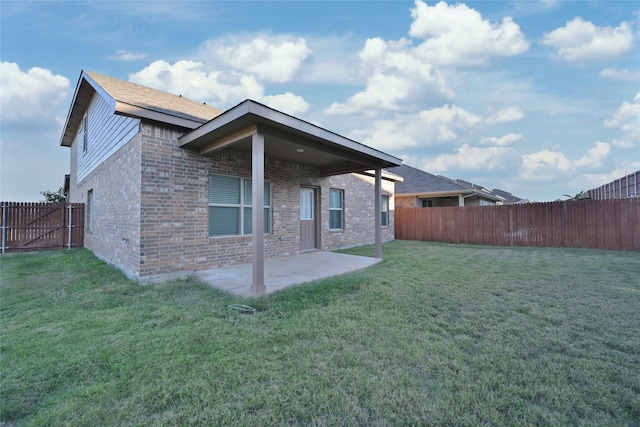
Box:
[59,70,116,146]
[398,190,474,198]
[114,102,204,129]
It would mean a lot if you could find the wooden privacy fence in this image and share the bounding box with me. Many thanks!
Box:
[1,202,84,253]
[395,199,640,251]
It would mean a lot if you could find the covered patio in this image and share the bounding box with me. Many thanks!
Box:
[194,251,381,297]
[179,100,402,297]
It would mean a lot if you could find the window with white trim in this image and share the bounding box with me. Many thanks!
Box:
[329,188,344,229]
[381,195,389,227]
[208,174,271,236]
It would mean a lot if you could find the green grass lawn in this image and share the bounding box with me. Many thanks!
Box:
[1,241,639,426]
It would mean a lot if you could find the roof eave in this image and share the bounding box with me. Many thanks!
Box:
[360,169,405,182]
[114,101,206,129]
[397,190,474,198]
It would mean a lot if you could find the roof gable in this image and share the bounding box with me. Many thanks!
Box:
[60,70,223,146]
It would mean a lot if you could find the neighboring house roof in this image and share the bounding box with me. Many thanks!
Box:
[389,165,503,202]
[448,178,504,201]
[60,70,223,146]
[389,165,469,194]
[492,188,523,203]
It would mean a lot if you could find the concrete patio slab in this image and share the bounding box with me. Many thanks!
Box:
[194,251,381,297]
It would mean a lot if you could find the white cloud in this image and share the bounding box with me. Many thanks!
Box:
[130,59,313,114]
[129,59,265,106]
[540,18,634,63]
[326,1,529,116]
[107,50,148,61]
[325,72,413,115]
[520,149,573,180]
[520,141,612,180]
[419,104,482,140]
[0,62,70,128]
[262,92,309,116]
[409,0,529,66]
[604,93,640,148]
[600,68,640,82]
[573,141,610,168]
[129,35,314,109]
[485,106,524,124]
[325,37,452,116]
[423,144,520,172]
[348,104,481,150]
[480,133,523,146]
[200,36,310,83]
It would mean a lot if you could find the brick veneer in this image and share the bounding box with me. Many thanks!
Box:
[70,132,142,276]
[396,195,418,208]
[72,121,395,282]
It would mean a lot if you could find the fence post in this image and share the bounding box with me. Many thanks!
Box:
[67,204,72,250]
[562,201,568,247]
[1,202,6,254]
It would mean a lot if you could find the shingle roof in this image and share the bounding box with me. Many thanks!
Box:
[85,71,223,123]
[491,188,523,202]
[388,165,470,194]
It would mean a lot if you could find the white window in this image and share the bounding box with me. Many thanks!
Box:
[329,188,344,229]
[209,174,271,236]
[86,189,94,231]
[381,195,389,227]
[300,189,314,220]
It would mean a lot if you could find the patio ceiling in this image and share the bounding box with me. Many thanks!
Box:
[178,100,402,176]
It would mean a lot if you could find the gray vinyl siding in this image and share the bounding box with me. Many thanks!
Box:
[76,92,140,182]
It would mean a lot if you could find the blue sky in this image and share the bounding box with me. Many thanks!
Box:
[1,0,639,202]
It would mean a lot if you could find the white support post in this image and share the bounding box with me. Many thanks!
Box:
[67,204,73,250]
[375,168,382,259]
[251,132,266,296]
[1,202,6,254]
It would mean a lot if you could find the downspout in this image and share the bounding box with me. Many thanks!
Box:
[375,168,382,259]
[461,192,477,206]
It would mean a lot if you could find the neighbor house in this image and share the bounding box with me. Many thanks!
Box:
[61,71,402,295]
[388,165,503,208]
[491,188,532,204]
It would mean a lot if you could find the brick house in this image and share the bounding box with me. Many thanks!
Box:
[60,71,402,294]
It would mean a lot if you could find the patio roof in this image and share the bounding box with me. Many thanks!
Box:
[178,100,402,176]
